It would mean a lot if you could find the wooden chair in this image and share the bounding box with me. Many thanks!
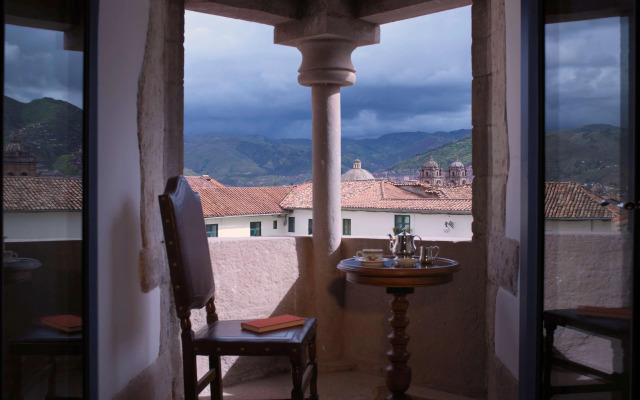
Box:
[543,309,630,400]
[158,176,318,400]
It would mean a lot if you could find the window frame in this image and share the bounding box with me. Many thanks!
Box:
[343,218,351,235]
[205,223,218,237]
[1,1,99,396]
[249,221,262,236]
[394,214,410,232]
[288,217,295,233]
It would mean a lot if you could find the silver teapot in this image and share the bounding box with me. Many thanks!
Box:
[388,228,422,259]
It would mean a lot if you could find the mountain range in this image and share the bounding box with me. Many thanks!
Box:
[2,96,623,191]
[184,129,471,186]
[3,96,83,176]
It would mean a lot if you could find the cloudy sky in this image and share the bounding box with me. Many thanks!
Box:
[3,9,624,137]
[4,25,83,107]
[184,6,473,139]
[545,17,622,131]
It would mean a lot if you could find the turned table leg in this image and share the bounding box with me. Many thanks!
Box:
[385,287,414,400]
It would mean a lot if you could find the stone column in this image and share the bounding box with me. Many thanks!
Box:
[275,18,379,361]
[298,38,356,360]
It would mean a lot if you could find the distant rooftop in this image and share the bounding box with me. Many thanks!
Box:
[545,181,618,220]
[3,176,82,211]
[185,175,225,188]
[195,186,291,217]
[280,180,472,213]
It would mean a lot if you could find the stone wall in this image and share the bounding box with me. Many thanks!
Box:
[110,0,184,398]
[544,232,631,375]
[471,0,519,398]
[193,237,315,392]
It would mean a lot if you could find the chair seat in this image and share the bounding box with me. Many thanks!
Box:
[10,327,83,356]
[193,318,317,356]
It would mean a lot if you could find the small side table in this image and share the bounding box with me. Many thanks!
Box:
[338,257,460,400]
[543,309,630,400]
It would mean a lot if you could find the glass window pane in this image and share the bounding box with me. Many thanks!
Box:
[343,219,351,236]
[288,217,295,233]
[542,1,634,396]
[250,221,261,236]
[3,5,87,397]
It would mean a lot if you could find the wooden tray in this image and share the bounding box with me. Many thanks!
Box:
[337,257,460,287]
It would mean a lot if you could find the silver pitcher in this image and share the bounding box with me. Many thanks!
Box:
[388,228,422,259]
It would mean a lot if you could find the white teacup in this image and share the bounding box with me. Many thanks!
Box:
[356,249,384,262]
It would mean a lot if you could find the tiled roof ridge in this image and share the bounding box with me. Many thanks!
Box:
[544,181,618,219]
[3,176,83,211]
[194,185,292,217]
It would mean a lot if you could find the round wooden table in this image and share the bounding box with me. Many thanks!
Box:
[337,257,460,400]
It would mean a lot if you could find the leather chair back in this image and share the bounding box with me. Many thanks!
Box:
[159,176,215,316]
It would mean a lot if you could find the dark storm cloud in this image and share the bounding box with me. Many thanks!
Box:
[342,83,470,120]
[185,7,472,139]
[4,25,84,107]
[545,17,622,131]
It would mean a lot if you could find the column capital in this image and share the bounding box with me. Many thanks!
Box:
[295,38,358,87]
[274,15,379,87]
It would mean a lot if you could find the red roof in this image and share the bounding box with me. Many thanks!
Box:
[185,175,225,188]
[3,176,83,211]
[390,182,472,199]
[279,180,471,212]
[545,181,617,219]
[195,186,291,217]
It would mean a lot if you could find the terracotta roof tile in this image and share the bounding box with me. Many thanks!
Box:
[185,175,225,188]
[390,182,472,199]
[3,176,82,211]
[195,186,291,217]
[280,180,471,212]
[545,181,617,219]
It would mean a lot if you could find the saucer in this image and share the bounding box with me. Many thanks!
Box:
[394,258,418,267]
[355,257,389,267]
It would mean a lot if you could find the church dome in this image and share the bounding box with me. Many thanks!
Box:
[5,136,25,153]
[342,158,375,181]
[423,156,440,169]
[449,157,465,169]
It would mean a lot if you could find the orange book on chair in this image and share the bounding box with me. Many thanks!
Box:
[41,314,83,333]
[241,315,304,333]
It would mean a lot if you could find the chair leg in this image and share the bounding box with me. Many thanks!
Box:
[290,353,304,400]
[46,356,57,398]
[209,355,223,400]
[9,354,23,400]
[543,320,557,400]
[308,336,319,399]
[183,347,198,400]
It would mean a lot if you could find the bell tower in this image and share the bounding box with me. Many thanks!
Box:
[4,136,37,176]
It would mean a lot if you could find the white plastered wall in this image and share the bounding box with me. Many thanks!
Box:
[289,209,473,240]
[205,215,288,237]
[98,0,161,398]
[3,212,82,240]
[495,0,521,378]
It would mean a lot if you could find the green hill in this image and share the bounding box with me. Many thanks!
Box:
[545,124,621,189]
[384,134,472,171]
[3,96,83,175]
[184,129,470,186]
[385,124,622,190]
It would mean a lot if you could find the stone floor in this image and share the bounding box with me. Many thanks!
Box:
[213,369,481,400]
